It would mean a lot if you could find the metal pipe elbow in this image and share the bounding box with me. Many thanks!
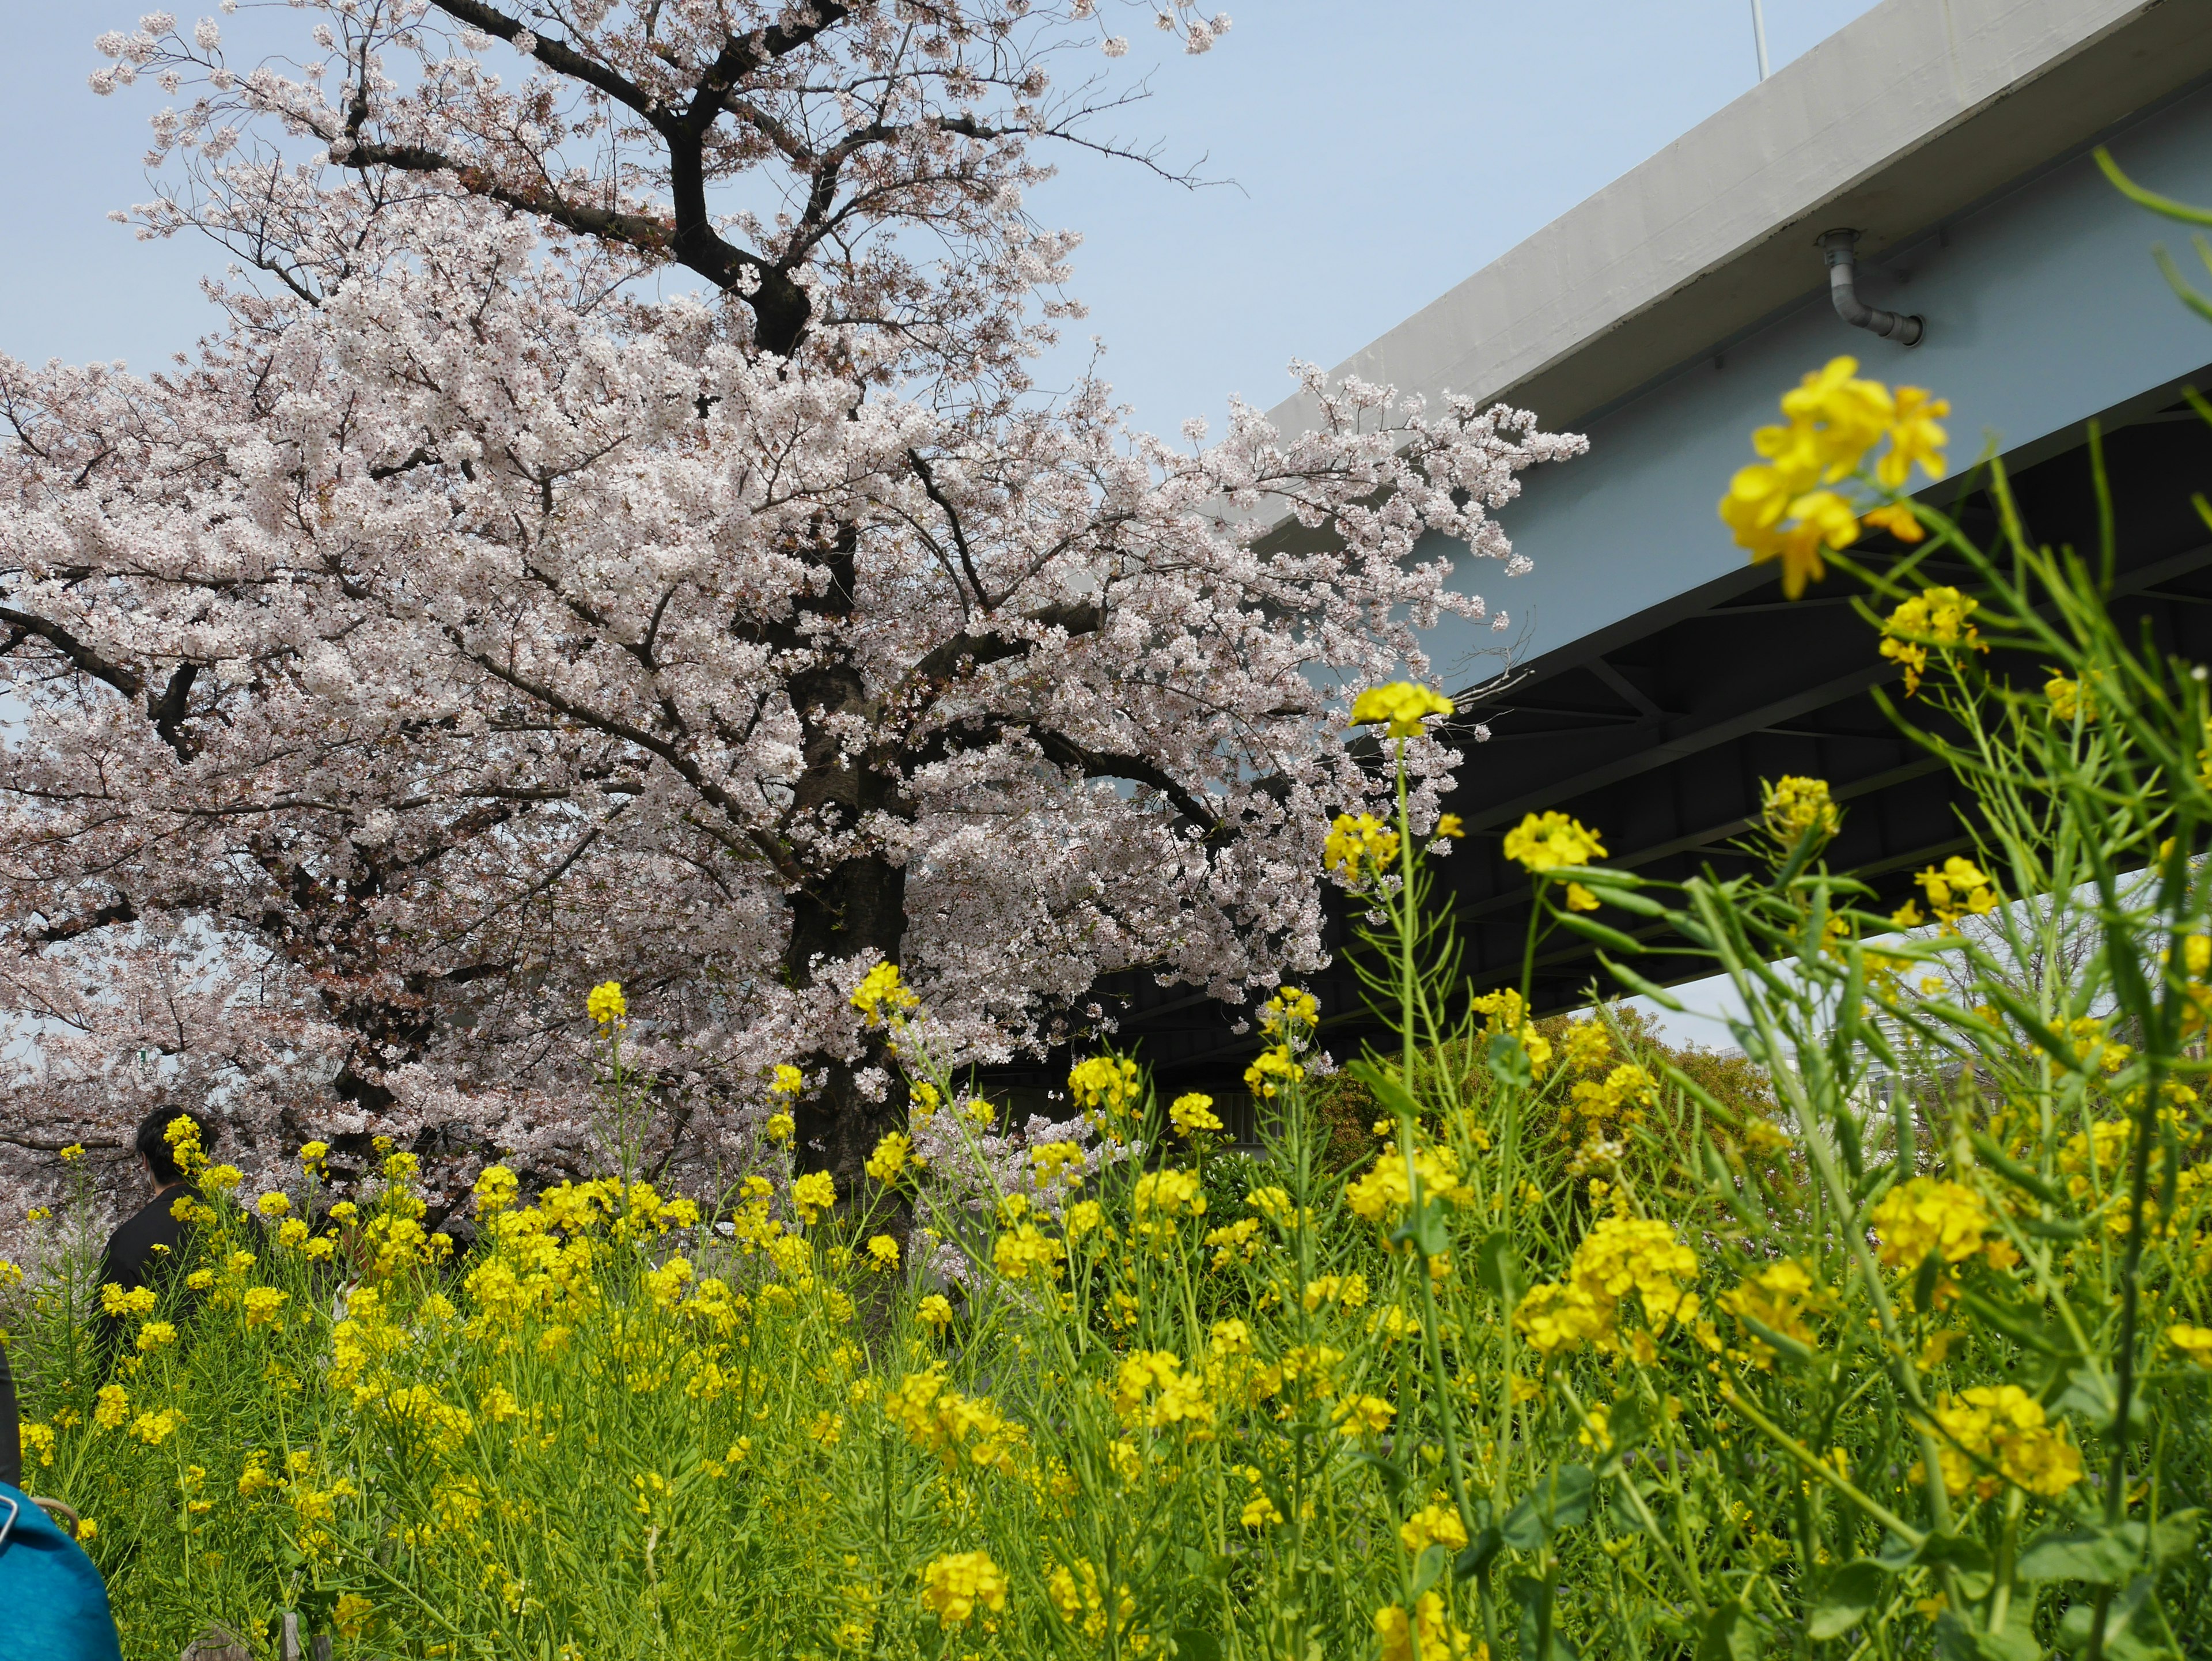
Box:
[1819,229,1923,347]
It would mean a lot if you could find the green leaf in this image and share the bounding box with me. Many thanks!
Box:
[1873,1533,1919,1572]
[1501,1465,1594,1549]
[1968,1130,2069,1208]
[2055,1364,2120,1433]
[1835,1107,1866,1179]
[2149,1509,2202,1565]
[1916,1532,1994,1576]
[2056,1575,2173,1659]
[1957,1288,2079,1357]
[1486,1031,1533,1090]
[1475,1229,1520,1306]
[1696,1600,1759,1661]
[1933,1610,1980,1661]
[1455,1525,1502,1582]
[1972,1606,2045,1661]
[1347,1448,1411,1504]
[1509,1576,1580,1661]
[1806,1559,1887,1640]
[1389,1197,1453,1259]
[2017,1523,2141,1586]
[1602,1391,1652,1455]
[1171,1632,1222,1661]
[1346,1059,1421,1121]
[1410,1545,1449,1600]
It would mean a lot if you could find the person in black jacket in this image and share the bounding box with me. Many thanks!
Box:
[94,1107,217,1359]
[0,1340,20,1492]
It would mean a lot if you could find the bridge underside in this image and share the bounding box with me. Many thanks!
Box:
[984,384,2212,1125]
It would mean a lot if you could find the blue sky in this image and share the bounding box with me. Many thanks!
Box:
[7,1,1881,439]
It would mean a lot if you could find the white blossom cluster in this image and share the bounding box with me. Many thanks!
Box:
[0,1,1582,1235]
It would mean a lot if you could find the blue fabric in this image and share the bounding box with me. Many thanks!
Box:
[0,1481,123,1661]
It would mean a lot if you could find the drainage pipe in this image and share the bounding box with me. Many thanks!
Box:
[1818,229,1923,347]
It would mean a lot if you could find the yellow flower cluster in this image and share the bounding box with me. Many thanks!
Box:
[1132,1167,1206,1233]
[1349,680,1455,739]
[1324,811,1400,883]
[1870,1177,2017,1274]
[1923,1385,2083,1501]
[1397,1499,1468,1555]
[992,1222,1067,1282]
[885,1367,1023,1474]
[1715,1259,1832,1369]
[865,1132,912,1183]
[1244,1044,1305,1100]
[1047,1558,1137,1644]
[1566,1063,1657,1134]
[1892,855,1999,932]
[1168,1092,1223,1137]
[1719,357,1947,599]
[1068,1054,1141,1121]
[1514,1214,1700,1360]
[1113,1349,1215,1435]
[1375,1592,1479,1661]
[2045,670,2097,724]
[1879,585,1984,695]
[1260,986,1319,1036]
[790,1171,838,1226]
[586,979,626,1024]
[1762,774,1840,844]
[1469,987,1554,1073]
[851,962,919,1027]
[163,1112,209,1181]
[918,1550,1007,1628]
[1502,811,1605,873]
[101,1282,157,1319]
[1344,1142,1473,1231]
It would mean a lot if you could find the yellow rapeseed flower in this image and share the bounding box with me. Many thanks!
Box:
[1374,1592,1476,1661]
[865,1132,912,1183]
[1324,812,1400,883]
[1502,811,1606,873]
[851,962,919,1027]
[586,981,626,1024]
[790,1171,837,1226]
[1168,1092,1223,1138]
[1880,586,1985,695]
[919,1551,1008,1628]
[2166,1324,2212,1367]
[1349,681,1455,739]
[1721,360,1950,599]
[1924,1384,2082,1500]
[1244,1045,1305,1100]
[1871,1176,2009,1272]
[1763,775,1840,844]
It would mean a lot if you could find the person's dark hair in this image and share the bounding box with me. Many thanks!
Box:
[134,1107,217,1187]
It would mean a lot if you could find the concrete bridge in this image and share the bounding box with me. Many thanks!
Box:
[1080,0,2212,1119]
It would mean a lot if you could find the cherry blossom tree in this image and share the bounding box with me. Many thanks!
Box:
[0,1,1582,1216]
